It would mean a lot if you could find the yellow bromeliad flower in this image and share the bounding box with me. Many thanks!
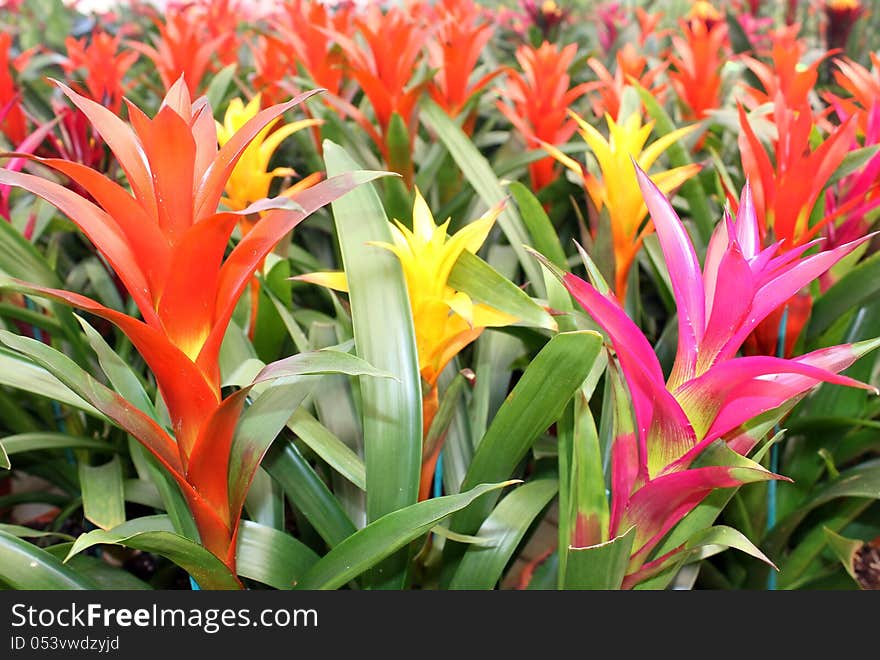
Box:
[216,94,322,337]
[544,109,700,299]
[216,93,322,224]
[300,189,516,387]
[299,190,516,499]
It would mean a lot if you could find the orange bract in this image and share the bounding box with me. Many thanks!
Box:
[496,41,591,191]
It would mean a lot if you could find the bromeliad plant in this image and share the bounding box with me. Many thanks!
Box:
[537,165,880,588]
[0,77,386,583]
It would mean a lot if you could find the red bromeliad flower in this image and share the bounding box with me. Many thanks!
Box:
[668,14,729,122]
[737,94,857,251]
[521,0,570,41]
[824,54,880,135]
[61,30,139,114]
[129,4,233,97]
[0,32,34,147]
[0,79,382,576]
[425,0,502,135]
[325,3,426,185]
[545,167,879,585]
[740,26,832,111]
[596,2,626,53]
[275,0,354,99]
[824,0,864,54]
[585,43,667,121]
[496,41,591,192]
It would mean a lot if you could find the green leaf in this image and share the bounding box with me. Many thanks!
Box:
[451,331,603,538]
[827,145,880,187]
[421,98,545,291]
[823,527,864,587]
[80,455,126,530]
[0,432,112,466]
[206,62,237,113]
[235,520,320,590]
[65,516,242,590]
[565,527,635,590]
[0,346,101,417]
[508,181,567,268]
[288,408,366,491]
[806,251,880,344]
[448,250,557,331]
[75,314,156,418]
[323,140,422,588]
[449,479,558,589]
[0,531,99,589]
[263,437,357,548]
[254,348,397,383]
[0,524,73,540]
[295,480,518,590]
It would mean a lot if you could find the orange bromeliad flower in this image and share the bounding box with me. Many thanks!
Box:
[130,4,233,97]
[737,95,857,250]
[275,0,354,98]
[740,26,831,111]
[668,14,729,122]
[496,41,591,192]
[544,110,700,299]
[0,79,380,576]
[324,3,426,183]
[585,43,667,121]
[425,0,502,134]
[61,30,139,114]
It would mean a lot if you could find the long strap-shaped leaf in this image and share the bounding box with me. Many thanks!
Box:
[0,531,99,589]
[295,480,517,590]
[323,140,422,589]
[421,98,545,293]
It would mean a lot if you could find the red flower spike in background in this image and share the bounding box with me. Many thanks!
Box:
[325,3,426,184]
[737,94,857,251]
[0,32,35,147]
[824,0,864,54]
[425,0,502,135]
[545,166,879,582]
[521,0,570,41]
[740,26,833,111]
[496,41,591,192]
[0,78,383,574]
[275,0,354,99]
[586,43,668,122]
[668,13,729,123]
[129,4,233,97]
[61,30,139,114]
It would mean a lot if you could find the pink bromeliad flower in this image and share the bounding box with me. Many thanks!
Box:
[539,164,880,586]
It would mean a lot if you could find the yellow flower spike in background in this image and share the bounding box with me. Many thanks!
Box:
[216,94,323,337]
[544,109,700,300]
[298,189,517,499]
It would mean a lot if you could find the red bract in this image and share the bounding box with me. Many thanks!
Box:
[275,0,354,98]
[496,41,591,192]
[0,79,381,575]
[0,32,34,147]
[668,15,729,122]
[425,0,502,134]
[740,26,833,110]
[737,94,856,250]
[61,30,138,114]
[824,0,864,53]
[325,4,427,184]
[586,43,667,122]
[129,4,233,97]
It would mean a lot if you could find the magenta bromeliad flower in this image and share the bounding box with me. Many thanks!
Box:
[542,164,880,585]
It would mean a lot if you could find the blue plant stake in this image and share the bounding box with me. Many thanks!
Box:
[766,306,789,590]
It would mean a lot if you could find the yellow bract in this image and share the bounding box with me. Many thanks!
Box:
[216,94,321,213]
[298,190,516,385]
[545,109,699,298]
